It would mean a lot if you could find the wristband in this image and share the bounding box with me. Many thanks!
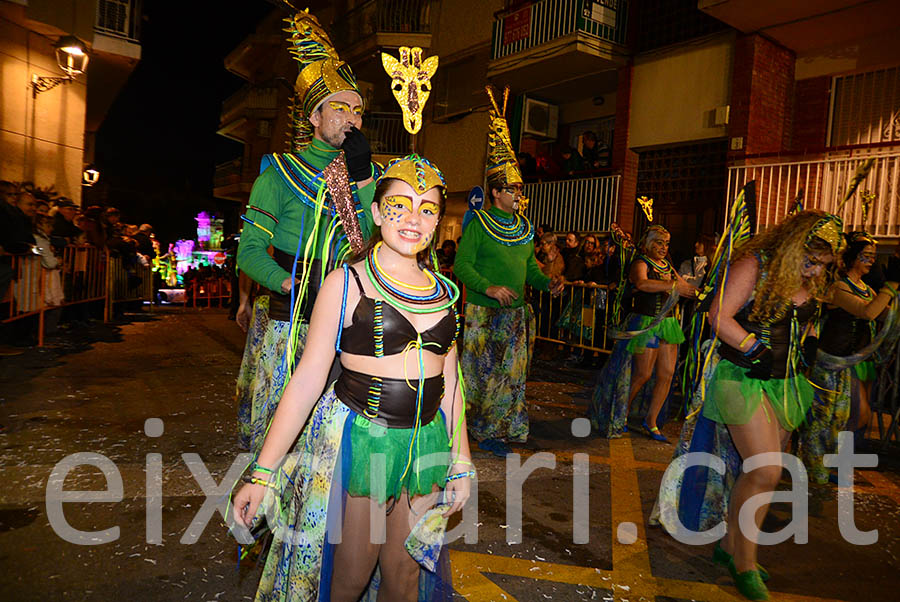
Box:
[445,470,476,483]
[242,475,277,489]
[251,462,274,475]
[743,339,762,358]
[738,333,755,350]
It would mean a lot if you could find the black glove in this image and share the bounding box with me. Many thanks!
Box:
[884,256,900,284]
[745,342,774,381]
[341,126,372,182]
[802,336,818,369]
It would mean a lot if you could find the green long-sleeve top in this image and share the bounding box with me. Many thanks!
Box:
[453,207,550,308]
[237,141,377,292]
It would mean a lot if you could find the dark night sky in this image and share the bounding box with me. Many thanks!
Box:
[93,0,276,247]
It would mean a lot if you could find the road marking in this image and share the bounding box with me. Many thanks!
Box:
[451,437,851,601]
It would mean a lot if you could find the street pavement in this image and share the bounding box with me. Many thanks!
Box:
[1,307,899,601]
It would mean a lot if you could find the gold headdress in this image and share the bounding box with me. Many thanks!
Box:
[379,154,446,196]
[284,8,361,152]
[637,196,653,222]
[847,230,876,246]
[381,47,438,135]
[808,213,845,255]
[484,86,523,188]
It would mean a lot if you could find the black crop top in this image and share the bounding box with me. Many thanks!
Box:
[338,265,458,357]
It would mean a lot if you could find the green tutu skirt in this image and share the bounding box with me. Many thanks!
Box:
[625,315,685,354]
[854,360,876,382]
[346,410,450,503]
[702,358,813,431]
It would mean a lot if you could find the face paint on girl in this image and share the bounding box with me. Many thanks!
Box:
[375,183,442,256]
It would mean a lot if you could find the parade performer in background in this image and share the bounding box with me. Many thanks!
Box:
[233,155,470,601]
[800,230,899,483]
[236,9,381,453]
[589,215,697,440]
[661,210,842,600]
[453,86,562,457]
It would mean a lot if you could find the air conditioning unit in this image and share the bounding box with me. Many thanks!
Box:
[522,97,559,139]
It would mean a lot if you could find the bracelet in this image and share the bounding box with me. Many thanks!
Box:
[251,462,274,475]
[884,283,898,298]
[452,458,474,467]
[743,339,762,357]
[242,475,277,489]
[738,332,755,350]
[445,470,476,483]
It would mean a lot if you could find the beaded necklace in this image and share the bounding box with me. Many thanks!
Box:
[372,242,437,291]
[640,254,672,275]
[472,209,533,246]
[843,275,873,298]
[365,248,459,313]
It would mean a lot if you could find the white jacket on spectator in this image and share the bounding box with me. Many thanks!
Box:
[34,232,64,306]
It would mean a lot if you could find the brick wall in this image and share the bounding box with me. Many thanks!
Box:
[729,34,795,157]
[612,63,638,233]
[792,76,831,151]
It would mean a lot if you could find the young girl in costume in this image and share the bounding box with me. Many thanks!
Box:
[675,210,840,600]
[232,155,472,602]
[800,231,899,483]
[589,225,696,440]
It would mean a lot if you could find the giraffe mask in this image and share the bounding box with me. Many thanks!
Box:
[381,47,439,135]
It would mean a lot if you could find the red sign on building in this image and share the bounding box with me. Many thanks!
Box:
[503,5,531,46]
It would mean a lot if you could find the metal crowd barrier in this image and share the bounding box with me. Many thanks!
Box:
[105,254,154,319]
[873,343,900,448]
[186,277,233,308]
[1,246,153,346]
[528,282,614,354]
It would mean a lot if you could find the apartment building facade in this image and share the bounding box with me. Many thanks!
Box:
[0,0,141,205]
[216,0,900,258]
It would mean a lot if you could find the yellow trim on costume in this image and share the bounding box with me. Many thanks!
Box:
[249,221,274,238]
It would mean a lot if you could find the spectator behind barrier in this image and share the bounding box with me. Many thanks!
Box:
[437,239,456,269]
[538,232,565,278]
[562,231,584,281]
[33,215,64,306]
[52,198,82,241]
[1,188,37,254]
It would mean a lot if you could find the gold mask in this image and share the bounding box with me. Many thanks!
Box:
[381,47,439,135]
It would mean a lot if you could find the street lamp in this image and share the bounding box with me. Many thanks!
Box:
[82,164,100,186]
[31,35,90,98]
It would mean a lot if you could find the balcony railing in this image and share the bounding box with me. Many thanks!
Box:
[334,0,431,48]
[491,0,627,61]
[363,112,411,156]
[221,86,278,121]
[523,174,620,232]
[726,146,900,238]
[214,159,243,189]
[95,0,141,42]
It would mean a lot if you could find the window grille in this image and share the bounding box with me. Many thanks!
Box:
[829,66,900,147]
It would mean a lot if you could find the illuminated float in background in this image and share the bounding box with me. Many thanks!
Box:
[156,211,229,303]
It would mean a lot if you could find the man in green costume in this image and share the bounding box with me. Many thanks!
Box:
[236,11,381,453]
[454,86,562,457]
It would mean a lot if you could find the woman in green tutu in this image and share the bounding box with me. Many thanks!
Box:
[700,210,841,600]
[232,155,471,602]
[589,225,697,440]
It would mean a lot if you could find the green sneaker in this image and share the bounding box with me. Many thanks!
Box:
[713,542,770,581]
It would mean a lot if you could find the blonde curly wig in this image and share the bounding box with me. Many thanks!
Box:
[732,210,838,324]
